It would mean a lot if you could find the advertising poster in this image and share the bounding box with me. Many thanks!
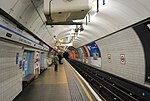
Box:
[86,42,101,67]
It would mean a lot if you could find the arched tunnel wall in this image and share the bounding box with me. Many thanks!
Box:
[95,26,148,87]
[133,22,150,84]
[73,19,150,88]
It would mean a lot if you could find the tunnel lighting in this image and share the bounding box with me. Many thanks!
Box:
[80,25,84,31]
[53,46,58,49]
[53,36,57,41]
[59,38,64,42]
[103,0,105,5]
[75,25,79,32]
[70,29,75,34]
[72,19,83,22]
[53,37,56,41]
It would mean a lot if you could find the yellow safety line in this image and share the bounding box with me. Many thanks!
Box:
[71,68,94,101]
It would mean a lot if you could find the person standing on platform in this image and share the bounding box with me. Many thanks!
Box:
[53,53,59,71]
[63,52,69,59]
[57,53,63,64]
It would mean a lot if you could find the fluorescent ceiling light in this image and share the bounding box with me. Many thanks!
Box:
[72,19,83,22]
[59,38,64,42]
[70,29,75,34]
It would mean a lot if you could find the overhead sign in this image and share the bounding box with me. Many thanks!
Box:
[0,16,49,51]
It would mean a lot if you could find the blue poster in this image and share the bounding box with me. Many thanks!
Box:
[86,42,101,58]
[16,52,19,64]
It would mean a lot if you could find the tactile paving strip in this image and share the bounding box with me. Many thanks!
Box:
[64,61,86,101]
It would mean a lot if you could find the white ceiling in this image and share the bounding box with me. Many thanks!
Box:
[0,0,150,48]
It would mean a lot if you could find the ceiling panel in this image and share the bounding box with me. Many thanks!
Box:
[0,0,18,13]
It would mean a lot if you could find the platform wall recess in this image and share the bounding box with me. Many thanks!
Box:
[0,40,23,101]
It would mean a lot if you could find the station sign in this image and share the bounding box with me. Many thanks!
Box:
[0,16,49,51]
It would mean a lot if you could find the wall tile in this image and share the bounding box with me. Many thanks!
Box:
[0,40,23,101]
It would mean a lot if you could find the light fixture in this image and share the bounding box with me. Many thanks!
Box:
[70,29,75,34]
[75,25,79,32]
[53,35,57,40]
[59,38,64,42]
[80,25,84,31]
[72,19,83,22]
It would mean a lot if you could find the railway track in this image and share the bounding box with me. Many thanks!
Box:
[68,59,147,101]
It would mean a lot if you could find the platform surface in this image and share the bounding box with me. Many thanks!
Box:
[13,60,96,101]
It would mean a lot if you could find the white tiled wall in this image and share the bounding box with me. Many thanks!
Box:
[96,28,150,88]
[0,40,23,101]
[43,52,48,68]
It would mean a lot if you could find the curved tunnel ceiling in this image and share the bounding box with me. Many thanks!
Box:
[72,0,150,48]
[0,0,150,48]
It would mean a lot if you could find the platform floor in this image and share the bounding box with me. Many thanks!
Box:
[13,60,96,101]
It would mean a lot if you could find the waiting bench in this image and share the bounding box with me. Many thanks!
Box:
[22,74,35,89]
